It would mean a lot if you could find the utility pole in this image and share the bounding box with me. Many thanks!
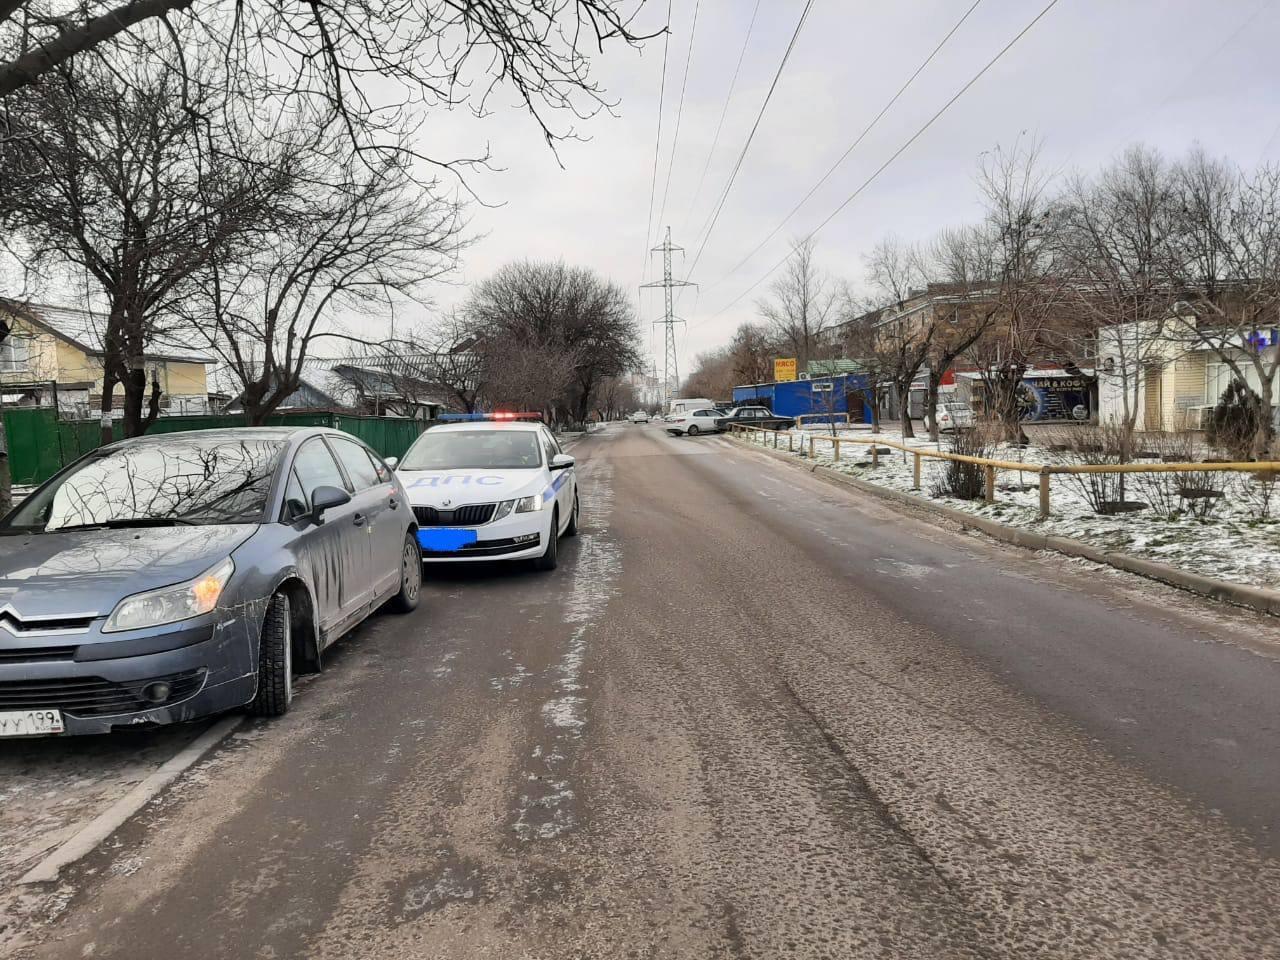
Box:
[641,226,696,405]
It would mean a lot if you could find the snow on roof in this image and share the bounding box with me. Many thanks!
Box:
[0,299,214,364]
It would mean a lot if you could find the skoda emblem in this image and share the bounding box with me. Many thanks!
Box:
[441,498,452,507]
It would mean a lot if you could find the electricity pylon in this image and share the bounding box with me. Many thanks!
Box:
[641,227,696,404]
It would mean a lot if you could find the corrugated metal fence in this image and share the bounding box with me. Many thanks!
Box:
[3,408,428,486]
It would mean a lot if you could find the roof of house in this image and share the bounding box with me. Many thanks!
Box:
[215,357,351,412]
[216,356,445,413]
[806,359,867,376]
[0,298,215,364]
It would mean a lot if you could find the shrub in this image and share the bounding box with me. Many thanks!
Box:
[930,426,993,500]
[1238,470,1279,521]
[1208,379,1271,460]
[1044,424,1135,515]
[1130,431,1220,519]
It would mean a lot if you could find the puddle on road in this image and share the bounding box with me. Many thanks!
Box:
[395,846,491,919]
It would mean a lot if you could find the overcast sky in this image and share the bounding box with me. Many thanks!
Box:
[365,0,1280,378]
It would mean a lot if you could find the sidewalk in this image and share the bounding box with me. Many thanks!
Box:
[738,425,1280,594]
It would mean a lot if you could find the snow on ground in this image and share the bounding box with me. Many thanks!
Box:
[739,426,1280,590]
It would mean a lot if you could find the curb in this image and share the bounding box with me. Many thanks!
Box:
[731,435,1280,618]
[19,715,243,885]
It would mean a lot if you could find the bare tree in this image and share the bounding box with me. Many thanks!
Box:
[0,2,648,159]
[918,226,1001,441]
[728,322,777,386]
[482,333,580,418]
[465,260,641,427]
[1166,149,1280,456]
[756,237,839,371]
[197,143,465,425]
[968,140,1068,445]
[683,344,738,401]
[864,237,934,438]
[1,47,279,440]
[865,235,926,306]
[593,375,637,421]
[838,297,891,434]
[1056,145,1180,446]
[419,315,487,414]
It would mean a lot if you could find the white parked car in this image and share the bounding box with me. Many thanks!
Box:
[396,416,578,570]
[629,410,650,424]
[934,400,975,432]
[664,407,722,437]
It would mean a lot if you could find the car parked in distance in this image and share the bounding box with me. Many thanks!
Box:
[666,398,716,417]
[665,407,722,437]
[713,405,796,432]
[0,428,420,736]
[629,410,650,424]
[933,400,975,432]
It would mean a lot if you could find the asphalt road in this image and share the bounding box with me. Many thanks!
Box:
[9,423,1280,959]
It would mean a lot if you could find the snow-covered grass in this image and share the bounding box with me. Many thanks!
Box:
[739,426,1280,590]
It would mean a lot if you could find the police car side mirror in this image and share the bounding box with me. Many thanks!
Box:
[384,456,399,469]
[549,454,575,471]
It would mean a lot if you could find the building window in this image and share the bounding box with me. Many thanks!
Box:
[0,337,31,373]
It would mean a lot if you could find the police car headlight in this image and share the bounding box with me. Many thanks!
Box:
[514,495,543,513]
[492,500,515,521]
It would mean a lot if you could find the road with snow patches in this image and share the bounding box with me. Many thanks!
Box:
[3,422,1280,959]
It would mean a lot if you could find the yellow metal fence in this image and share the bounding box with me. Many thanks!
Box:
[728,424,1280,518]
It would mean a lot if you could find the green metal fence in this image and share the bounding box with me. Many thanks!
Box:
[3,408,430,486]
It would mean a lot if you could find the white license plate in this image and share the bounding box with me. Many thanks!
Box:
[0,709,65,737]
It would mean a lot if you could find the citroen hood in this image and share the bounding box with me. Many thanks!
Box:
[0,524,257,618]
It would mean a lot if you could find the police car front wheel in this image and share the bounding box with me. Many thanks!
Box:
[533,508,559,571]
[565,493,580,537]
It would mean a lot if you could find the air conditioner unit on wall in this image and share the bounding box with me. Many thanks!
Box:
[798,372,810,380]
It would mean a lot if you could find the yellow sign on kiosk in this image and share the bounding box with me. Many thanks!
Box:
[774,358,797,382]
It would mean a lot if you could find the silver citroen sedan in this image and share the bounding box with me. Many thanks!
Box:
[0,427,421,736]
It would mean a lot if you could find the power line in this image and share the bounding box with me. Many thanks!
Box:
[655,0,702,237]
[704,0,1064,325]
[640,0,675,285]
[714,0,985,288]
[680,0,764,235]
[685,0,819,279]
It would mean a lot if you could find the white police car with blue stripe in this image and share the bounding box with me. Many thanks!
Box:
[395,415,578,570]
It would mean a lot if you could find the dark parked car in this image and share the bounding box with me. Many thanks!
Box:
[0,427,420,736]
[714,405,796,432]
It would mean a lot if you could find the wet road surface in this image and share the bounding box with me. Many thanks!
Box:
[7,423,1280,959]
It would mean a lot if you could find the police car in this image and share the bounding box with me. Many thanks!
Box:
[395,414,578,570]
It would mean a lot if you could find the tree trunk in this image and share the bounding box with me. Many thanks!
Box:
[1256,377,1276,459]
[899,381,915,439]
[925,370,942,443]
[121,365,148,437]
[99,373,116,446]
[993,366,1029,446]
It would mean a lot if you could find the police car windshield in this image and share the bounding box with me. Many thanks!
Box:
[401,430,543,470]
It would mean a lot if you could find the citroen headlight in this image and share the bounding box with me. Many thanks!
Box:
[514,495,544,513]
[103,557,235,633]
